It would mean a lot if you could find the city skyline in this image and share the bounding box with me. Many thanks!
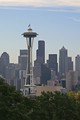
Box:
[0,0,80,63]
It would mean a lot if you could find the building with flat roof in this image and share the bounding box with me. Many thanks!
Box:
[36,85,62,96]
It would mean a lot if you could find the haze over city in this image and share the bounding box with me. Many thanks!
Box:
[0,0,80,63]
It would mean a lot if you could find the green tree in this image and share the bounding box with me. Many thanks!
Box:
[53,91,78,120]
[0,77,80,120]
[31,91,79,120]
[0,77,33,120]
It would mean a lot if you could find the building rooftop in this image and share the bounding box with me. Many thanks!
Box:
[36,85,62,96]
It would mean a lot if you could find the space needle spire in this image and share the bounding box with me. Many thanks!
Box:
[22,25,38,96]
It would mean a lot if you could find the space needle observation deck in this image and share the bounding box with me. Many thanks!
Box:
[22,25,38,96]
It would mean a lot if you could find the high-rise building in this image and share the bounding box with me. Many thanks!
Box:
[59,46,68,77]
[0,52,10,77]
[18,49,27,70]
[66,71,78,91]
[18,49,28,89]
[5,63,16,85]
[47,54,58,75]
[1,52,9,66]
[33,65,41,85]
[41,64,51,85]
[33,40,45,85]
[36,40,45,64]
[60,73,66,89]
[75,55,80,77]
[67,57,73,71]
[5,63,21,90]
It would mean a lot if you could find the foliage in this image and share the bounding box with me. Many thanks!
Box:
[0,77,80,120]
[0,77,33,120]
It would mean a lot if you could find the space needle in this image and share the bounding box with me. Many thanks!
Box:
[22,25,38,96]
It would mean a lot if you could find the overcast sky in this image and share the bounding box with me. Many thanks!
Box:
[0,0,80,6]
[0,0,80,64]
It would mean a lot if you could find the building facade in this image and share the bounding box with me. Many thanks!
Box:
[75,55,80,77]
[47,54,58,75]
[59,46,68,77]
[36,40,45,64]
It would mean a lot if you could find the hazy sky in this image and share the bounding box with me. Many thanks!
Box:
[0,0,80,64]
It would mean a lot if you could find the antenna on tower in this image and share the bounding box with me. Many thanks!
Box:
[28,24,31,28]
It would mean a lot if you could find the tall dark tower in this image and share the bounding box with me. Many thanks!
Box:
[37,40,45,64]
[59,46,68,77]
[18,49,27,70]
[0,52,9,77]
[1,52,9,66]
[22,26,38,96]
[47,54,58,75]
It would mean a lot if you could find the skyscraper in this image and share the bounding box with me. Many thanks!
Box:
[66,71,78,91]
[18,49,27,89]
[75,55,80,77]
[47,54,58,75]
[41,64,51,85]
[33,40,45,85]
[0,52,10,77]
[18,49,27,70]
[1,52,9,66]
[37,40,45,64]
[59,46,68,77]
[67,57,73,71]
